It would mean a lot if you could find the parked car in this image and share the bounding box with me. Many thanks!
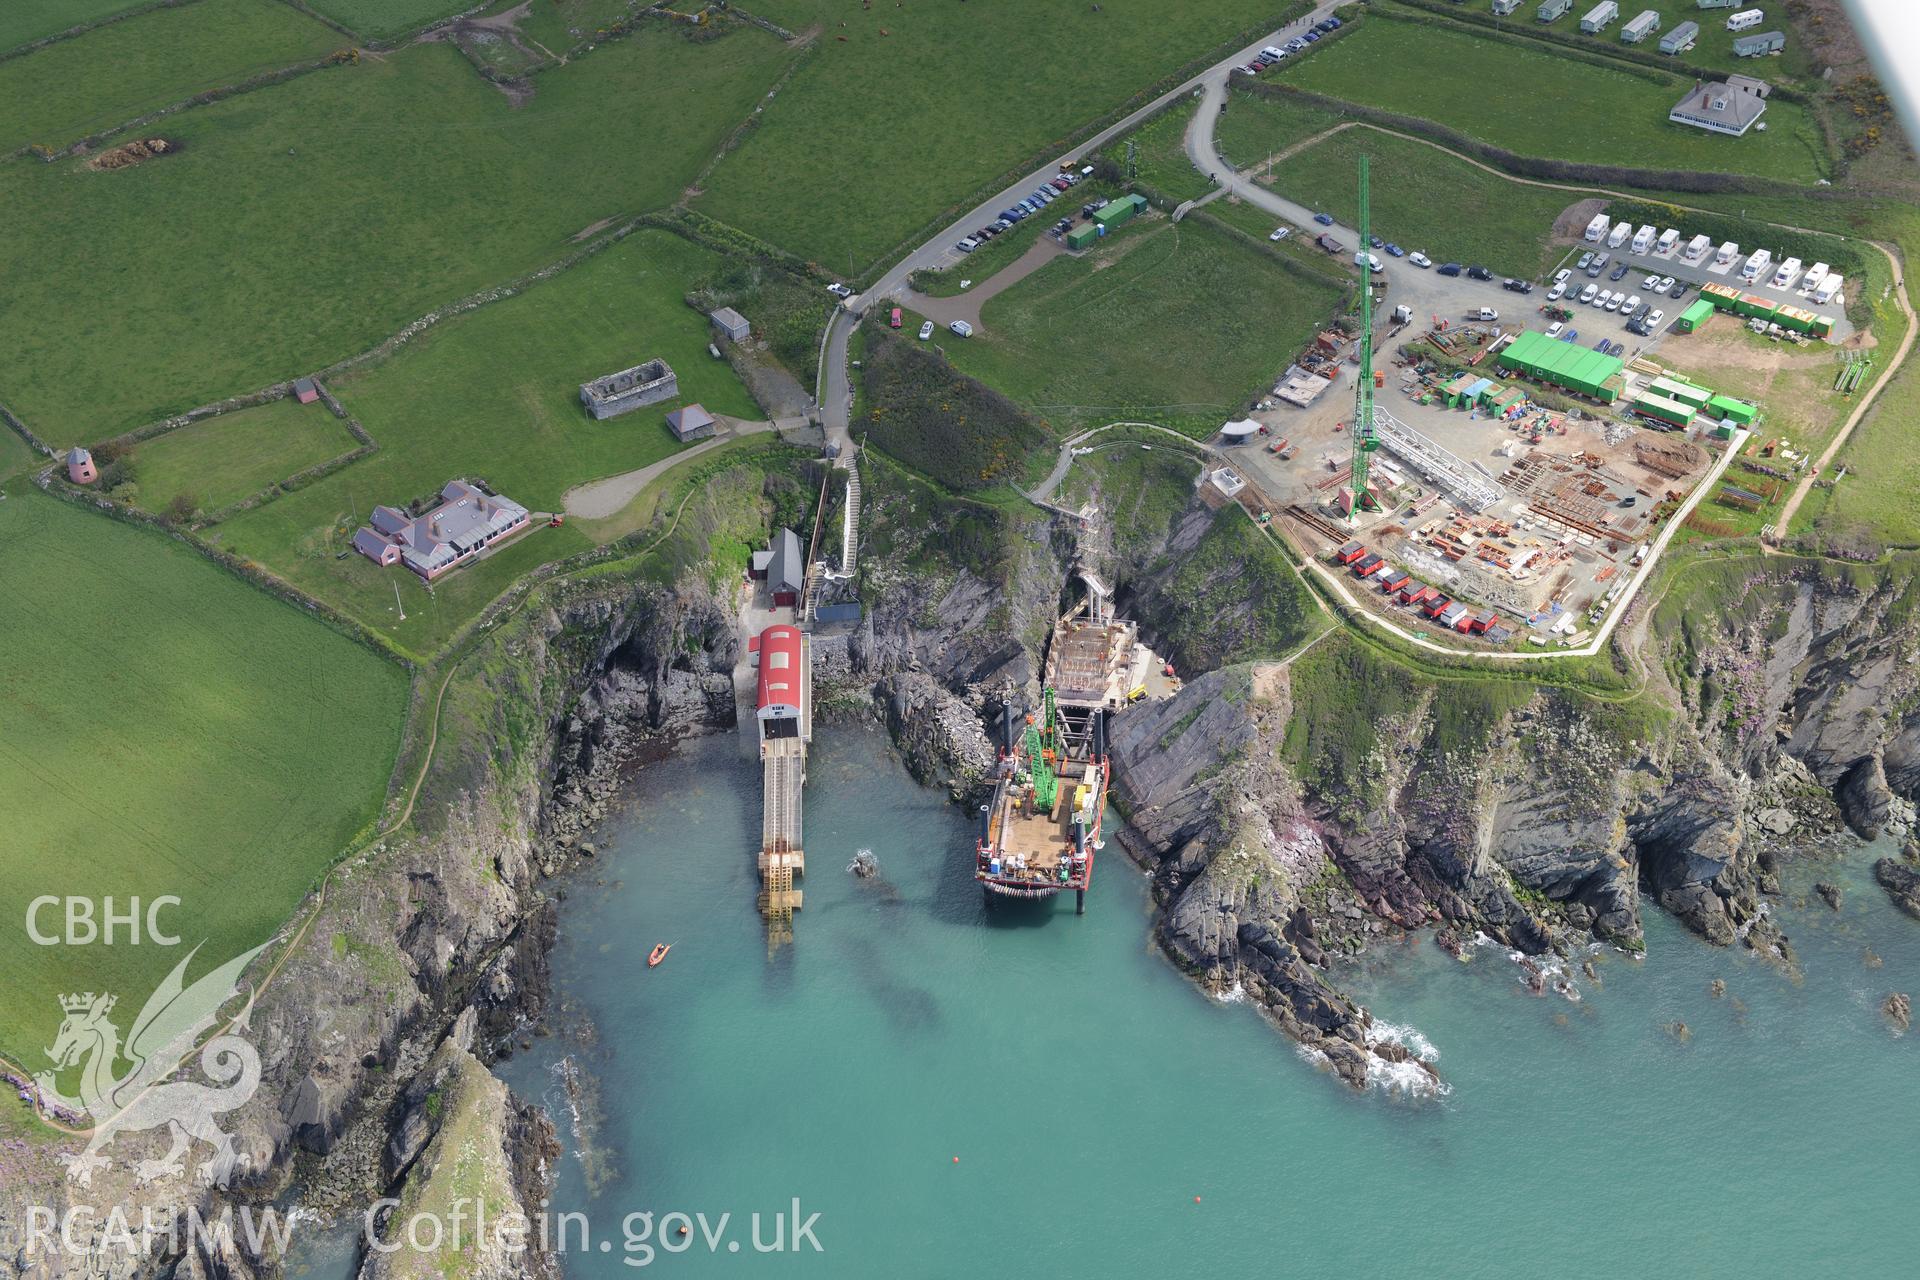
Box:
[1269,226,1291,241]
[1642,273,1662,291]
[827,283,853,298]
[1546,321,1564,339]
[1656,276,1675,294]
[948,320,973,338]
[1593,289,1612,309]
[1546,283,1565,301]
[957,239,977,254]
[1502,278,1532,294]
[1313,212,1335,226]
[1468,306,1499,321]
[1369,234,1383,249]
[1578,283,1598,304]
[1438,262,1462,276]
[1622,294,1642,314]
[1577,251,1594,270]
[1304,29,1320,42]
[1648,309,1665,328]
[1610,262,1631,282]
[1561,328,1579,343]
[1326,15,1342,27]
[1605,293,1624,312]
[1409,251,1432,268]
[1261,45,1285,59]
[1554,268,1572,284]
[1467,265,1493,281]
[1385,243,1404,257]
[890,308,902,329]
[1668,280,1688,299]
[1242,63,1263,75]
[918,320,934,341]
[1052,178,1072,192]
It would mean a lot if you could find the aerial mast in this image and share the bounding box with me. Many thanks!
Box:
[1346,154,1380,520]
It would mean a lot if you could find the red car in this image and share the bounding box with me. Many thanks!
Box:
[890,307,902,329]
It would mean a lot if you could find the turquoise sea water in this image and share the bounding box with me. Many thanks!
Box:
[308,723,1920,1277]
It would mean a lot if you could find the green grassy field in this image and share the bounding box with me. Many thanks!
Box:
[938,216,1345,437]
[0,488,408,1062]
[303,0,470,40]
[0,28,793,443]
[513,0,639,57]
[210,227,761,657]
[1233,108,1576,276]
[1105,96,1213,204]
[127,398,356,516]
[0,0,146,53]
[0,0,339,153]
[1275,13,1827,183]
[694,0,1288,272]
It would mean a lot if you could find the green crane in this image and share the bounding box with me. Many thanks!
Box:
[1024,722,1058,811]
[1347,154,1381,518]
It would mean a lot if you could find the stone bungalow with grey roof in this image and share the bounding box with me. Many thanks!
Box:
[1669,74,1769,136]
[352,480,530,581]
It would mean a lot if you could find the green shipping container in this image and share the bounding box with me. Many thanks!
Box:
[1706,394,1757,425]
[1810,314,1835,338]
[1093,193,1146,228]
[1676,299,1716,332]
[1735,293,1777,320]
[1634,393,1695,428]
[1773,306,1817,334]
[1650,375,1712,408]
[1066,224,1098,250]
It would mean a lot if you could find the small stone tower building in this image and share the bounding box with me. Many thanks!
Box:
[66,446,97,484]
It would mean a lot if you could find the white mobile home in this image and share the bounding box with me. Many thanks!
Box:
[1584,213,1613,242]
[1660,20,1700,52]
[1715,241,1740,266]
[1581,1,1619,32]
[1799,262,1829,293]
[1608,220,1632,248]
[1814,274,1843,306]
[1622,9,1660,42]
[1655,228,1681,256]
[1740,248,1772,282]
[1492,0,1522,13]
[1770,257,1803,289]
[1683,234,1713,261]
[1631,224,1656,254]
[1538,0,1573,19]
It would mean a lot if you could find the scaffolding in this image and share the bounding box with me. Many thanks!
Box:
[1367,407,1502,512]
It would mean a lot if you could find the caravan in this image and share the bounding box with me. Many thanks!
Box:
[1714,241,1740,267]
[1630,225,1656,254]
[1584,213,1612,242]
[1683,234,1712,262]
[1655,229,1681,256]
[1607,221,1632,248]
[1740,248,1772,283]
[1770,257,1803,290]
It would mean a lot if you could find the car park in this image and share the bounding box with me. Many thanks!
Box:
[1578,283,1598,304]
[1546,321,1563,338]
[1610,262,1631,282]
[1313,212,1335,225]
[1577,251,1594,270]
[1409,251,1432,268]
[1384,243,1404,257]
[1438,262,1462,276]
[1467,265,1492,281]
[918,321,934,341]
[948,320,973,337]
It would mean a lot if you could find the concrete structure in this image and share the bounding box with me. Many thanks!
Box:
[1660,19,1700,52]
[1581,2,1618,33]
[666,403,717,442]
[65,447,96,484]
[1669,76,1770,136]
[1734,29,1785,57]
[709,307,750,343]
[752,623,811,934]
[352,481,530,581]
[1538,0,1572,19]
[579,358,677,420]
[292,377,319,405]
[1622,8,1659,42]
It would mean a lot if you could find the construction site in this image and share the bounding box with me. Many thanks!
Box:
[1224,158,1744,647]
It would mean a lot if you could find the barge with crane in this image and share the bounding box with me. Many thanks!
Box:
[975,571,1146,912]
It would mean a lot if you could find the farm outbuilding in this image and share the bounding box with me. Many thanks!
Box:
[709,307,750,343]
[765,527,805,607]
[66,446,97,484]
[1660,20,1699,52]
[292,376,319,405]
[1734,30,1785,56]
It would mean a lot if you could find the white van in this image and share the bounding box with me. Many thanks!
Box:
[1727,8,1764,32]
